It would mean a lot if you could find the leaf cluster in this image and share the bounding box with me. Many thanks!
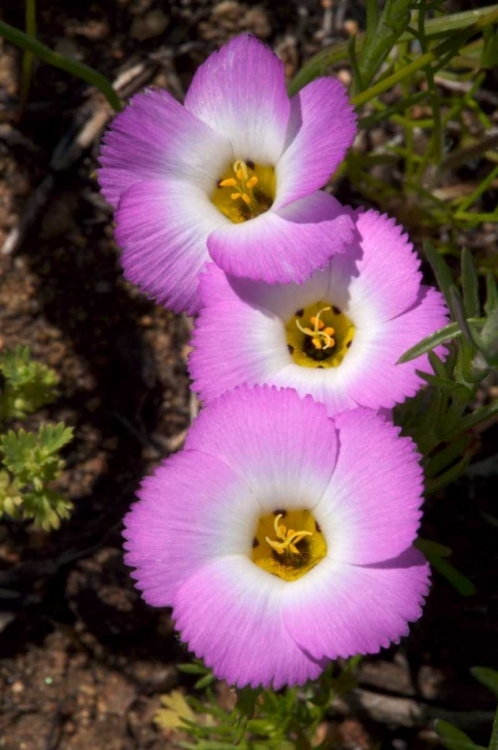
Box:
[0,345,59,421]
[0,346,73,530]
[0,423,74,530]
[398,245,497,596]
[397,243,498,493]
[156,658,360,749]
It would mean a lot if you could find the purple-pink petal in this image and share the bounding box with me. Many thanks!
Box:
[173,556,326,689]
[207,191,354,283]
[185,386,339,513]
[98,88,232,209]
[123,450,258,606]
[275,78,356,210]
[316,408,423,565]
[115,178,226,314]
[283,547,430,661]
[327,209,423,325]
[184,34,290,165]
[343,285,449,408]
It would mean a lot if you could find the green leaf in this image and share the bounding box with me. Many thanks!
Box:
[425,454,473,496]
[416,370,473,399]
[0,18,121,112]
[480,308,498,363]
[471,668,498,700]
[435,719,483,750]
[1,429,37,475]
[38,423,73,454]
[415,537,452,559]
[230,686,262,744]
[423,546,476,596]
[485,274,498,315]
[425,434,473,479]
[397,319,485,363]
[424,241,458,312]
[178,661,211,675]
[194,673,216,690]
[357,0,412,91]
[481,22,498,68]
[0,345,59,420]
[461,248,480,319]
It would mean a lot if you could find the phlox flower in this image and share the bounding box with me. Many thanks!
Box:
[124,386,429,689]
[189,209,449,415]
[98,34,356,314]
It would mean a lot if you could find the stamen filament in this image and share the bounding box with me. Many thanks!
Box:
[265,514,312,556]
[296,307,335,350]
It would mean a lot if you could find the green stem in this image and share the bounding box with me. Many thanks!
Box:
[20,0,37,109]
[0,18,122,112]
[351,7,498,108]
[289,4,498,96]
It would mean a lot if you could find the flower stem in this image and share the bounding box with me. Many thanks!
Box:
[0,18,122,112]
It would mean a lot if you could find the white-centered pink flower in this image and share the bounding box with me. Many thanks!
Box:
[189,209,449,415]
[98,34,357,314]
[124,386,430,689]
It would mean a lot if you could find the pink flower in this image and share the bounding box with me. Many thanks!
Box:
[189,209,449,415]
[98,34,356,314]
[124,386,429,689]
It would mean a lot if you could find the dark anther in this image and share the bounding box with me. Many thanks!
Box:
[346,340,352,348]
[317,365,324,369]
[216,179,222,188]
[246,159,255,170]
[273,509,287,517]
[315,521,322,533]
[295,309,304,317]
[252,537,260,548]
[287,344,294,354]
[332,306,341,315]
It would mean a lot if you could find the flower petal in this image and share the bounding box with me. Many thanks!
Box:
[115,179,227,314]
[185,386,338,513]
[283,547,430,660]
[190,265,330,403]
[184,34,290,165]
[327,209,423,326]
[315,409,423,565]
[271,363,358,416]
[190,300,288,405]
[173,556,326,688]
[99,88,233,208]
[341,286,449,409]
[207,191,354,283]
[275,78,356,209]
[123,450,260,607]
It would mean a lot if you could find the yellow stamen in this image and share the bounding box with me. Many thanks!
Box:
[265,514,312,556]
[296,306,335,350]
[234,160,249,181]
[212,160,276,224]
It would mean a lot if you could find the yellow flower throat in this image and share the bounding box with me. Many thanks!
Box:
[252,509,327,582]
[285,302,355,369]
[211,159,276,224]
